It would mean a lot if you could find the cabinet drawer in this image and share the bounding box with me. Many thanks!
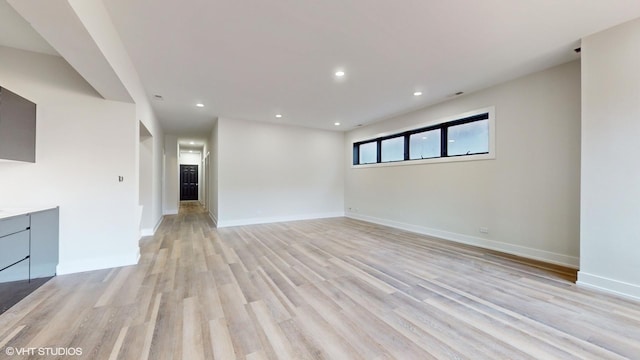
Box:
[0,258,28,283]
[0,230,29,271]
[0,215,29,238]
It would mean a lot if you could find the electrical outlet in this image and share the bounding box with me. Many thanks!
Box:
[479,227,489,234]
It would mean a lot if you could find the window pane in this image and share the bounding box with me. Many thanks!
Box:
[381,137,404,162]
[447,119,489,156]
[410,129,441,159]
[359,142,377,164]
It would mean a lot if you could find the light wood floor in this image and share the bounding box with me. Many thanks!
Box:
[1,204,640,359]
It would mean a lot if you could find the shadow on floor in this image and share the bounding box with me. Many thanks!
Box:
[0,277,53,315]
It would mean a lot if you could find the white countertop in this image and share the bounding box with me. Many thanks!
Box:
[0,206,58,220]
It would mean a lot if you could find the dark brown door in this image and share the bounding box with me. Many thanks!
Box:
[180,165,198,201]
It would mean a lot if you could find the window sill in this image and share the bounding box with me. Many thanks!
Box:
[351,152,495,169]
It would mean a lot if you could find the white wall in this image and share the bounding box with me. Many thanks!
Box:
[208,121,219,224]
[201,150,208,208]
[0,46,139,273]
[64,0,165,235]
[578,18,640,299]
[139,123,153,235]
[216,117,344,227]
[345,61,581,267]
[201,141,209,209]
[179,152,201,165]
[147,125,164,233]
[163,135,179,214]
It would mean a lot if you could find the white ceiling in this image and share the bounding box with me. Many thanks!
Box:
[5,1,640,137]
[0,0,58,56]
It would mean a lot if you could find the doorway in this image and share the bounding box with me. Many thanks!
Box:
[180,164,198,201]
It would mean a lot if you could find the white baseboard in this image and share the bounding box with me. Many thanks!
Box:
[140,216,164,237]
[209,211,218,227]
[577,271,640,301]
[346,212,579,269]
[217,211,345,228]
[153,216,164,233]
[163,209,178,215]
[56,249,139,275]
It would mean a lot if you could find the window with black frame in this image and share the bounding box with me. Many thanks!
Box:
[353,112,490,166]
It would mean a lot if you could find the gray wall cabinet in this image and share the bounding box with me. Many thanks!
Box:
[0,87,37,163]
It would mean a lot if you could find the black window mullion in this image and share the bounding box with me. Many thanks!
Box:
[446,113,489,127]
[353,144,360,165]
[441,126,448,157]
[404,134,410,160]
[376,140,382,163]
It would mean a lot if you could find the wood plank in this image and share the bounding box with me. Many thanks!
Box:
[250,300,297,360]
[182,297,205,360]
[209,317,237,360]
[107,326,128,360]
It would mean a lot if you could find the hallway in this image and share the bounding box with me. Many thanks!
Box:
[0,204,639,359]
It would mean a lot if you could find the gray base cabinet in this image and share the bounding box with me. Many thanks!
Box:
[0,226,29,282]
[0,208,59,283]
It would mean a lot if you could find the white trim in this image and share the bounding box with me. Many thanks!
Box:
[163,210,178,215]
[136,205,143,239]
[346,212,579,269]
[140,216,164,237]
[209,211,218,227]
[141,216,164,237]
[56,249,139,275]
[153,216,164,233]
[217,211,345,228]
[577,272,640,301]
[353,152,493,169]
[352,106,496,168]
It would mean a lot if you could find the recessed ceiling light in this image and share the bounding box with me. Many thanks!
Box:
[335,71,345,77]
[153,94,164,101]
[196,103,204,107]
[189,141,195,145]
[413,91,423,96]
[275,114,282,118]
[334,122,341,126]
